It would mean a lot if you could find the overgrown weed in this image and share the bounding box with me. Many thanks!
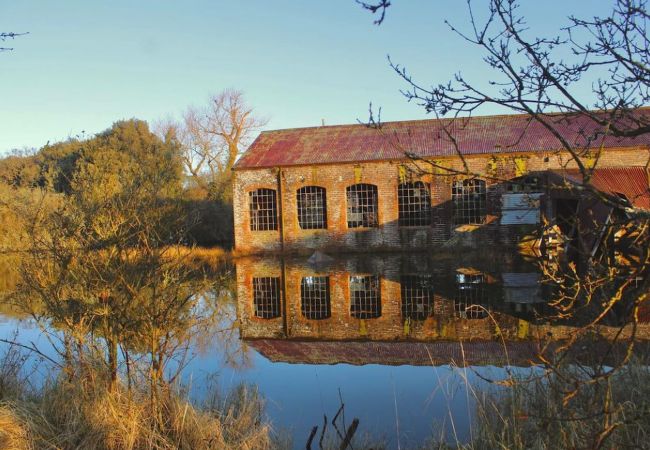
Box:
[0,344,278,450]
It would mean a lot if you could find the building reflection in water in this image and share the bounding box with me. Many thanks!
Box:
[236,252,645,367]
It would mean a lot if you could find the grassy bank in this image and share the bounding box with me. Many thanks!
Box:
[0,351,277,450]
[2,348,648,449]
[419,359,650,450]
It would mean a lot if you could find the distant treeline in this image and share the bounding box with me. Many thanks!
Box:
[0,119,233,248]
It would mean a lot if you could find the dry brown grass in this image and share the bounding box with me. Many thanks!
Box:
[109,245,230,274]
[0,370,276,450]
[163,245,230,272]
[417,359,650,450]
[0,405,31,450]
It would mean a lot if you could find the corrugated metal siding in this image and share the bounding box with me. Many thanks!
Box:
[501,193,542,225]
[501,209,541,225]
[502,193,542,209]
[553,167,650,209]
[235,110,650,170]
[503,273,543,303]
[502,273,541,286]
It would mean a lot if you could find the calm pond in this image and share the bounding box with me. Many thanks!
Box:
[0,251,638,448]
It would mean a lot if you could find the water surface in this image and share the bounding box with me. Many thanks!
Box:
[1,251,608,448]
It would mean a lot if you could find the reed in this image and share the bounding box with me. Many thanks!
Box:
[162,245,230,272]
[0,350,277,450]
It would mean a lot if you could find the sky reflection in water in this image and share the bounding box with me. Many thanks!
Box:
[1,251,547,448]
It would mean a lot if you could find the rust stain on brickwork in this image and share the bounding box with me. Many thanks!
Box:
[232,113,650,255]
[236,255,650,351]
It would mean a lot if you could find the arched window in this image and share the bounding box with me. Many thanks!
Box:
[297,186,327,229]
[398,181,431,226]
[400,275,434,320]
[301,276,331,320]
[350,275,381,319]
[252,277,281,319]
[249,188,278,231]
[346,183,378,228]
[452,179,486,225]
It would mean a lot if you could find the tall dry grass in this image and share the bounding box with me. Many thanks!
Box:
[472,362,650,449]
[417,359,650,450]
[162,245,230,272]
[0,346,279,450]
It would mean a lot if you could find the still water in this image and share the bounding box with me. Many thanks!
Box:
[0,251,571,447]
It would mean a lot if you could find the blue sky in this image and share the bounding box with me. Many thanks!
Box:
[1,1,611,154]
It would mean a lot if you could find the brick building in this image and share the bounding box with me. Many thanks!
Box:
[232,112,650,254]
[236,254,650,366]
[237,253,545,343]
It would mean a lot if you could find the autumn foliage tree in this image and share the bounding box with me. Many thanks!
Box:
[14,122,211,392]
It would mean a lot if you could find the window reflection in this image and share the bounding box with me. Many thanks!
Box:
[252,277,281,319]
[301,276,331,320]
[350,275,381,319]
[401,275,434,320]
[454,273,489,319]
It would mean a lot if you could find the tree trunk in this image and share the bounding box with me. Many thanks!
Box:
[107,335,118,389]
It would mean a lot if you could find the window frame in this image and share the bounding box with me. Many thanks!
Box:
[249,188,278,231]
[400,275,434,321]
[398,181,432,227]
[296,186,328,230]
[252,277,281,319]
[349,275,382,319]
[300,276,331,320]
[346,183,379,228]
[452,179,487,225]
[454,273,489,319]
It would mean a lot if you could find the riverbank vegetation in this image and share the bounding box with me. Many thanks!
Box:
[1,341,649,449]
[0,102,270,448]
[0,88,265,251]
[2,0,650,446]
[0,342,275,450]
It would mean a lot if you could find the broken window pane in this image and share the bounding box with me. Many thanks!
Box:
[506,175,541,193]
[401,275,434,320]
[452,179,487,225]
[454,273,489,319]
[346,183,379,228]
[252,277,281,319]
[301,276,331,320]
[350,275,381,319]
[249,188,278,231]
[297,186,327,229]
[398,181,432,226]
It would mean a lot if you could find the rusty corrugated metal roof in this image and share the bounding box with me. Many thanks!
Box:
[245,339,649,367]
[553,167,650,209]
[234,110,650,170]
[246,339,538,367]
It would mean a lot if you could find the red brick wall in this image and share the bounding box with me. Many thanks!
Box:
[235,257,285,339]
[237,256,650,342]
[233,147,650,254]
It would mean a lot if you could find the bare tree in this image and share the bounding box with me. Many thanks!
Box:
[361,0,650,217]
[1,32,28,51]
[357,3,650,444]
[165,89,267,194]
